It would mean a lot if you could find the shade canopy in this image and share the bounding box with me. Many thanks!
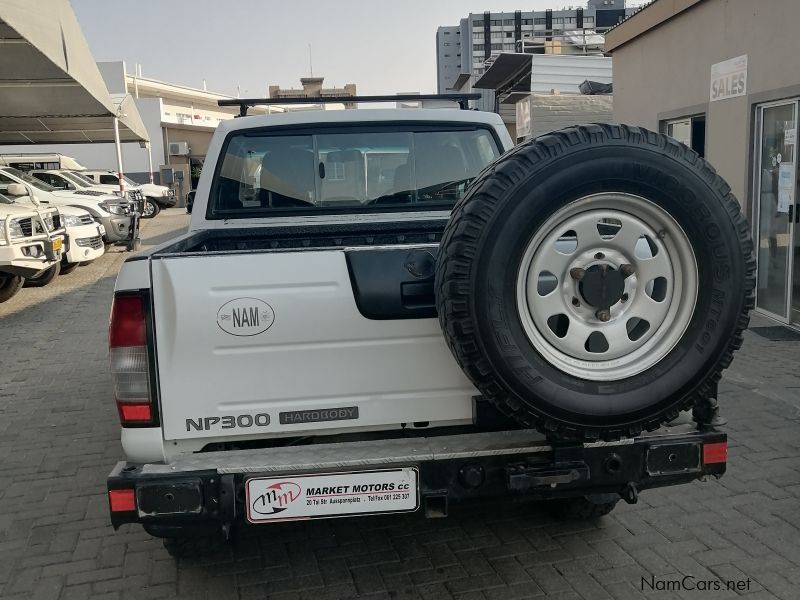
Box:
[0,0,148,144]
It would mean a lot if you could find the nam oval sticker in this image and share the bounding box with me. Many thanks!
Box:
[217,298,275,336]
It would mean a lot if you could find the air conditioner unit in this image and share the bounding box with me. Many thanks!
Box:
[169,142,190,156]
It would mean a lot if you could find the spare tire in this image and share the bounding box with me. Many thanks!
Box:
[436,124,755,441]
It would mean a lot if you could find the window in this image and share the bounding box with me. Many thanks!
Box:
[473,44,484,51]
[585,16,595,23]
[505,31,513,38]
[521,19,532,25]
[31,172,71,190]
[100,174,119,185]
[443,42,451,46]
[663,115,706,157]
[534,18,546,24]
[210,128,501,217]
[490,19,502,26]
[503,19,514,25]
[472,19,483,26]
[443,31,451,35]
[566,17,576,23]
[0,173,15,194]
[553,17,564,24]
[491,43,503,50]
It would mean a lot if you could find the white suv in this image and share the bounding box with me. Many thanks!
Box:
[81,170,175,218]
[0,167,136,249]
[2,183,104,280]
[0,192,65,300]
[30,169,144,208]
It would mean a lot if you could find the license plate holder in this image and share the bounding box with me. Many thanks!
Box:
[245,467,419,523]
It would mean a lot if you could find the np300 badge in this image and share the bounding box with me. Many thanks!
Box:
[217,298,275,336]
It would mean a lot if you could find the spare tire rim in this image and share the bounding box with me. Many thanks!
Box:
[516,192,698,382]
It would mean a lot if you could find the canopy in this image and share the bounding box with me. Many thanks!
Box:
[0,0,149,144]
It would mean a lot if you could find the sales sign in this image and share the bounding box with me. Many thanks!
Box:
[710,55,748,102]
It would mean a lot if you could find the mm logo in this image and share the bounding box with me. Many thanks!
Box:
[251,481,302,515]
[217,298,275,336]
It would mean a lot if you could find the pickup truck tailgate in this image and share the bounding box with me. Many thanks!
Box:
[151,250,476,442]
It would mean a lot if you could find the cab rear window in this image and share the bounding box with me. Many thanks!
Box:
[209,126,500,217]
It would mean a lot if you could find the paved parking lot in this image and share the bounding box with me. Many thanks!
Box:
[1,209,799,600]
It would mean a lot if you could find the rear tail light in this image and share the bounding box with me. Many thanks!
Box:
[702,441,727,464]
[109,293,154,425]
[108,488,136,512]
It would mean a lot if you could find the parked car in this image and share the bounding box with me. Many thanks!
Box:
[0,193,65,301]
[2,183,104,280]
[29,169,145,207]
[0,167,137,250]
[106,99,753,557]
[82,170,175,218]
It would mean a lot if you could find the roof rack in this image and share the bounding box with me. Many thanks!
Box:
[218,93,482,117]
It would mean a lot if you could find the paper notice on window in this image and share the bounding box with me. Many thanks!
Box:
[778,163,794,213]
[785,128,797,146]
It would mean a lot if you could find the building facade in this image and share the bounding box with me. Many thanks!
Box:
[436,1,634,104]
[269,77,357,109]
[606,0,800,327]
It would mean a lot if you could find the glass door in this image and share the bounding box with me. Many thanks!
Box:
[755,101,798,322]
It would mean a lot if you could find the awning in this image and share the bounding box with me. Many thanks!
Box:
[0,0,149,144]
[473,54,532,91]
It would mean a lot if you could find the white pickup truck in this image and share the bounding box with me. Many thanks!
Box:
[106,95,754,557]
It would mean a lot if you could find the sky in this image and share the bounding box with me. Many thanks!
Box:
[69,0,642,97]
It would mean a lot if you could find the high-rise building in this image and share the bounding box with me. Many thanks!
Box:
[436,2,634,101]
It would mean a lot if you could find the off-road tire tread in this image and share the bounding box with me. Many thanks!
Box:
[23,261,61,288]
[59,261,79,275]
[0,274,24,302]
[436,123,756,442]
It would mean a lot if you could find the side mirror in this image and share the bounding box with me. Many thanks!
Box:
[6,183,27,196]
[7,182,40,206]
[186,191,195,214]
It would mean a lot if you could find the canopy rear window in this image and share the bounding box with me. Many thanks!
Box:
[209,125,501,217]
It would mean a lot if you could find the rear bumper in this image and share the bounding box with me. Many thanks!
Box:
[107,424,726,530]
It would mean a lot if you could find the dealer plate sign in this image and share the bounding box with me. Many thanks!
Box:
[245,468,419,523]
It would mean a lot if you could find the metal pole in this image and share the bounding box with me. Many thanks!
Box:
[146,141,154,184]
[113,116,125,195]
